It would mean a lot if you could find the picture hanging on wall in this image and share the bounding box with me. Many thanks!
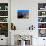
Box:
[17,10,29,19]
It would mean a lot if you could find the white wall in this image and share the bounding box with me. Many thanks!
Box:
[11,0,46,46]
[11,0,46,30]
[11,0,38,30]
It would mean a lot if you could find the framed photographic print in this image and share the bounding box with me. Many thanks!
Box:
[17,10,29,19]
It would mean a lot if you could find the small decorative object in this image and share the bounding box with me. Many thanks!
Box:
[40,29,45,34]
[38,17,42,22]
[38,17,46,22]
[0,23,8,30]
[38,23,46,28]
[0,11,8,16]
[42,12,45,15]
[0,6,1,10]
[45,6,46,8]
[11,23,16,30]
[43,39,45,40]
[0,23,8,37]
[40,8,44,10]
[3,18,7,22]
[39,29,46,37]
[0,17,8,22]
[5,6,8,10]
[29,25,35,30]
[38,3,46,10]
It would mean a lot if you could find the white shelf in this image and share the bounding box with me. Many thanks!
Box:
[38,28,46,29]
[38,10,46,11]
[0,10,8,11]
[38,16,46,17]
[38,22,46,23]
[0,16,8,17]
[0,22,8,23]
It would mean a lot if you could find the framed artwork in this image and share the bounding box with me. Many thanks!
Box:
[17,10,29,19]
